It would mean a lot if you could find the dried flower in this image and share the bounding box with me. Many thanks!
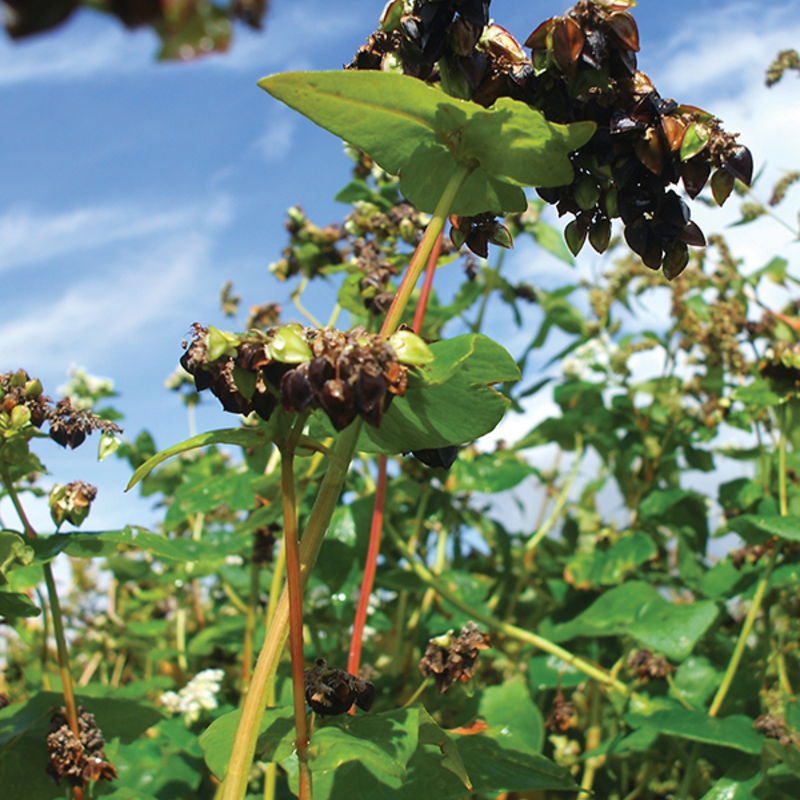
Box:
[46,707,117,788]
[304,658,375,715]
[418,621,491,693]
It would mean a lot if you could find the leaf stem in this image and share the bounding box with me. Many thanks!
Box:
[387,524,630,696]
[380,162,473,337]
[222,420,362,800]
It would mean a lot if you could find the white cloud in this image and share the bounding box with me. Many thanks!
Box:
[254,113,296,162]
[0,0,372,86]
[0,194,231,372]
[0,196,231,271]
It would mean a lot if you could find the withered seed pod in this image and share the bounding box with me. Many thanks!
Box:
[304,659,375,716]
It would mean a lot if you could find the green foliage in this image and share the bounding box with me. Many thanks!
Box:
[258,71,595,215]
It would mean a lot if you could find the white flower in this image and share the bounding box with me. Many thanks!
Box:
[159,668,225,724]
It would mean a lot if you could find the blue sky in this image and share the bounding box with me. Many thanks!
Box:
[2,0,800,533]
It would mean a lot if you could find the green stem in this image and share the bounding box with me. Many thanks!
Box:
[279,415,313,800]
[42,562,80,739]
[709,431,787,718]
[380,162,473,337]
[677,741,700,800]
[525,433,583,557]
[387,525,630,696]
[292,276,322,328]
[222,421,362,800]
[241,555,261,692]
[709,540,781,717]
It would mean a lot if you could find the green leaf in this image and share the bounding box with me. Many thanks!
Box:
[478,679,544,754]
[699,770,762,800]
[258,71,595,215]
[732,380,783,408]
[0,589,41,618]
[125,427,270,491]
[0,530,34,586]
[727,515,800,544]
[529,220,574,265]
[358,334,520,454]
[540,581,718,661]
[164,469,257,530]
[451,452,534,494]
[625,701,764,754]
[310,707,419,780]
[670,656,722,708]
[528,654,585,692]
[200,706,295,780]
[564,533,657,589]
[454,726,577,794]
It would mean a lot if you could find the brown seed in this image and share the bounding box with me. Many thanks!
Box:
[607,12,640,52]
[660,115,687,151]
[681,157,711,199]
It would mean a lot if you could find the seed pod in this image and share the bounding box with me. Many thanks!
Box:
[564,218,587,256]
[711,168,735,206]
[607,12,640,51]
[320,378,357,431]
[524,17,555,50]
[552,17,584,73]
[723,144,754,186]
[304,658,375,716]
[575,177,600,211]
[356,369,388,427]
[660,115,686,151]
[678,220,706,247]
[662,242,689,281]
[634,127,664,175]
[681,157,711,199]
[389,330,435,366]
[589,216,612,253]
[281,365,314,413]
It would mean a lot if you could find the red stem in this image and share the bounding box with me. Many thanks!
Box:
[346,231,445,706]
[347,453,388,681]
[412,231,443,335]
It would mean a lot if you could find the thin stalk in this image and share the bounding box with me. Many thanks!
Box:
[388,525,630,696]
[42,562,82,759]
[709,428,788,718]
[292,276,322,328]
[709,541,780,717]
[176,606,188,673]
[3,471,82,791]
[525,434,583,558]
[401,676,431,708]
[37,586,52,690]
[222,421,362,800]
[242,555,262,692]
[578,683,604,799]
[380,162,473,337]
[347,454,388,682]
[279,414,313,800]
[261,542,287,800]
[677,741,700,800]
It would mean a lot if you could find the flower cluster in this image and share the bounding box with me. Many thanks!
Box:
[159,668,226,724]
[180,323,433,432]
[0,370,122,451]
[46,706,117,788]
[418,621,491,693]
[349,0,752,279]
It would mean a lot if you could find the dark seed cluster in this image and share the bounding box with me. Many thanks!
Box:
[304,658,375,716]
[545,693,577,733]
[418,621,491,694]
[180,323,413,432]
[0,370,122,450]
[627,648,674,682]
[46,706,117,788]
[349,0,753,279]
[753,713,800,747]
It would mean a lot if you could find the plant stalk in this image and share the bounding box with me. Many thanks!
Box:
[222,421,362,800]
[279,414,313,800]
[380,162,472,337]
